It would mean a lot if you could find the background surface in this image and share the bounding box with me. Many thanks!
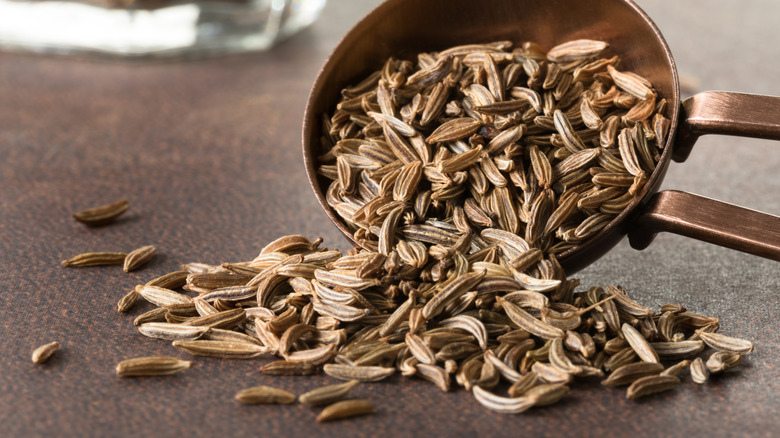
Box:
[0,0,777,436]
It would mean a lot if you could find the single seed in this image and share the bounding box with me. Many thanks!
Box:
[626,375,680,400]
[323,364,395,382]
[234,385,297,405]
[31,342,59,364]
[690,358,709,384]
[115,356,191,377]
[299,380,360,406]
[123,245,157,272]
[73,199,129,226]
[697,331,754,354]
[317,399,375,423]
[62,252,127,268]
[705,351,742,374]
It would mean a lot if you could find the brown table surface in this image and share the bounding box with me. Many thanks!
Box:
[1,1,778,436]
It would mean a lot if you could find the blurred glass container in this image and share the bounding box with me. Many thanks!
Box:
[0,0,326,58]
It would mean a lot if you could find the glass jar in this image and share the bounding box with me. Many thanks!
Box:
[0,0,327,58]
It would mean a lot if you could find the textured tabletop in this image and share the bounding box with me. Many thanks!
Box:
[0,1,778,437]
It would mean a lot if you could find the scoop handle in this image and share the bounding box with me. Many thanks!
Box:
[629,91,780,260]
[628,191,780,261]
[673,91,780,162]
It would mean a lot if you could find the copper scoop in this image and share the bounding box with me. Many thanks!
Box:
[302,0,780,273]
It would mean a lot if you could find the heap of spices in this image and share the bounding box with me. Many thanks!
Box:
[119,233,752,412]
[315,39,669,257]
[57,38,752,420]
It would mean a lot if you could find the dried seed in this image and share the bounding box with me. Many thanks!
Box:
[317,399,375,423]
[426,117,482,144]
[484,350,521,383]
[499,298,565,340]
[115,356,191,377]
[626,375,680,400]
[123,245,157,272]
[705,351,742,374]
[547,39,608,63]
[138,323,211,341]
[133,307,168,326]
[204,328,264,346]
[697,331,754,354]
[235,385,297,405]
[507,371,539,397]
[323,364,395,382]
[406,333,436,365]
[61,252,127,268]
[299,380,360,406]
[73,199,129,226]
[117,288,140,313]
[690,357,709,384]
[416,363,451,391]
[526,383,570,407]
[147,270,189,289]
[31,342,59,364]
[472,385,537,414]
[259,360,317,376]
[602,362,664,386]
[607,65,654,100]
[622,323,660,364]
[138,285,194,310]
[439,315,489,350]
[660,360,691,378]
[649,341,705,360]
[553,109,587,152]
[172,340,268,359]
[422,270,487,320]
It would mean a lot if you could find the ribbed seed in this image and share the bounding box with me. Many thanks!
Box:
[697,331,754,354]
[138,285,194,309]
[472,385,537,414]
[608,65,654,100]
[299,380,359,406]
[622,323,660,364]
[660,360,691,378]
[416,363,451,391]
[62,252,127,268]
[626,375,680,400]
[115,356,191,377]
[547,39,608,63]
[705,351,742,374]
[426,117,482,144]
[31,341,59,364]
[123,245,156,272]
[172,340,267,359]
[602,362,664,386]
[690,358,709,384]
[259,360,317,376]
[323,364,395,382]
[526,383,570,407]
[235,385,297,405]
[117,288,140,313]
[422,270,486,319]
[649,341,705,360]
[73,199,129,226]
[499,298,565,340]
[317,399,375,423]
[138,323,211,341]
[147,270,189,289]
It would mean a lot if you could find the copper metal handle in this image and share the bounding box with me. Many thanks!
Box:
[628,191,780,261]
[673,91,780,162]
[628,90,780,260]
